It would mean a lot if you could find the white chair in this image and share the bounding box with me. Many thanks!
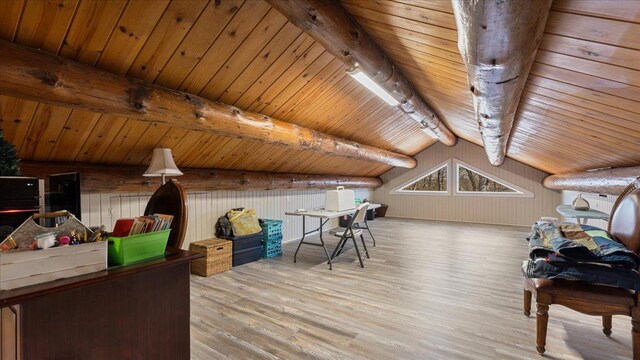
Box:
[330,203,370,267]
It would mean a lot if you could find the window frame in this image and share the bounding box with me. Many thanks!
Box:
[453,159,534,198]
[390,160,451,196]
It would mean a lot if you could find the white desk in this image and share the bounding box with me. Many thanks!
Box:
[285,204,380,270]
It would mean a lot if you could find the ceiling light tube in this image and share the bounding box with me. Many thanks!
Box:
[347,68,400,106]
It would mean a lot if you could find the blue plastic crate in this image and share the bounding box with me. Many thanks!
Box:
[260,219,283,242]
[262,239,282,258]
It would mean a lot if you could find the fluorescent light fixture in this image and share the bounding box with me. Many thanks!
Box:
[347,68,400,106]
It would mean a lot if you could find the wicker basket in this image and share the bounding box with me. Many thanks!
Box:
[189,238,232,277]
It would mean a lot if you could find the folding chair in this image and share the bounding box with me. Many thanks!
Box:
[330,203,370,268]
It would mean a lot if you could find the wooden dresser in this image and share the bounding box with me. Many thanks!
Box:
[0,249,200,360]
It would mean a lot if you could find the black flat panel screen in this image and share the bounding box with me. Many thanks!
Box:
[0,177,40,210]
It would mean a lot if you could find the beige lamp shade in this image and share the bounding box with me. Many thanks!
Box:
[144,148,183,178]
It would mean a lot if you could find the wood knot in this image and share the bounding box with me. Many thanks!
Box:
[126,85,151,113]
[183,93,204,108]
[29,70,62,87]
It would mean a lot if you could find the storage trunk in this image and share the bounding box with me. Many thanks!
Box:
[232,245,262,267]
[325,186,355,211]
[366,209,376,221]
[0,241,107,290]
[189,238,232,276]
[339,215,352,227]
[375,205,389,217]
[219,232,262,251]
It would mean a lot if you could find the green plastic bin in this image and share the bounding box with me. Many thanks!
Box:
[108,230,171,266]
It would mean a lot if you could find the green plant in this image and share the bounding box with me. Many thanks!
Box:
[0,129,21,176]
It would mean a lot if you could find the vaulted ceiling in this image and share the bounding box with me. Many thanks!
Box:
[0,0,638,177]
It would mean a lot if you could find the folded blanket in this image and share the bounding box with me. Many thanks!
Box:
[525,223,640,290]
[528,223,640,269]
[523,258,640,291]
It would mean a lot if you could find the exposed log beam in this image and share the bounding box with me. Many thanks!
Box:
[20,162,383,193]
[267,0,457,146]
[452,0,552,166]
[0,40,416,169]
[543,167,640,195]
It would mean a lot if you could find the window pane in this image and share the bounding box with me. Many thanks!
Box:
[402,167,447,191]
[457,165,516,193]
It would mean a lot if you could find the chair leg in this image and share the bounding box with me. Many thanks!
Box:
[360,234,370,259]
[364,220,376,247]
[603,315,612,336]
[351,236,364,268]
[523,289,532,317]
[330,234,348,262]
[536,303,549,355]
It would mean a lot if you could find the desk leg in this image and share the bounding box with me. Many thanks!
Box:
[318,218,333,270]
[293,215,306,263]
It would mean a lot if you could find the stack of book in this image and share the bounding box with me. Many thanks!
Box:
[111,214,174,237]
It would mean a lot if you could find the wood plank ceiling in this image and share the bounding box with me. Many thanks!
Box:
[341,0,640,174]
[0,0,638,177]
[0,0,434,177]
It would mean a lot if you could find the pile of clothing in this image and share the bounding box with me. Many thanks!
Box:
[523,222,640,290]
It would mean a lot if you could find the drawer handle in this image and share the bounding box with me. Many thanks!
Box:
[216,247,224,250]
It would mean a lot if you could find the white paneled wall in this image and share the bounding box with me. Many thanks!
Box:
[561,191,617,229]
[374,140,562,227]
[80,188,372,249]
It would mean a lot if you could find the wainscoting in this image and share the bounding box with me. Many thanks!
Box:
[80,188,372,249]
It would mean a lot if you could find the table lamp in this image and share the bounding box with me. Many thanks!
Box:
[143,148,183,185]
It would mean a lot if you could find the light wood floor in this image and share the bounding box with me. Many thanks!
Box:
[190,218,633,359]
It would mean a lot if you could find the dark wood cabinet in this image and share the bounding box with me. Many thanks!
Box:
[0,250,200,359]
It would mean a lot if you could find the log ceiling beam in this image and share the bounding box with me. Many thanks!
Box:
[0,40,416,169]
[543,167,640,195]
[452,0,552,166]
[20,162,383,193]
[266,0,457,146]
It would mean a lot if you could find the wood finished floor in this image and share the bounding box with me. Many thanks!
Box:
[189,218,633,359]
